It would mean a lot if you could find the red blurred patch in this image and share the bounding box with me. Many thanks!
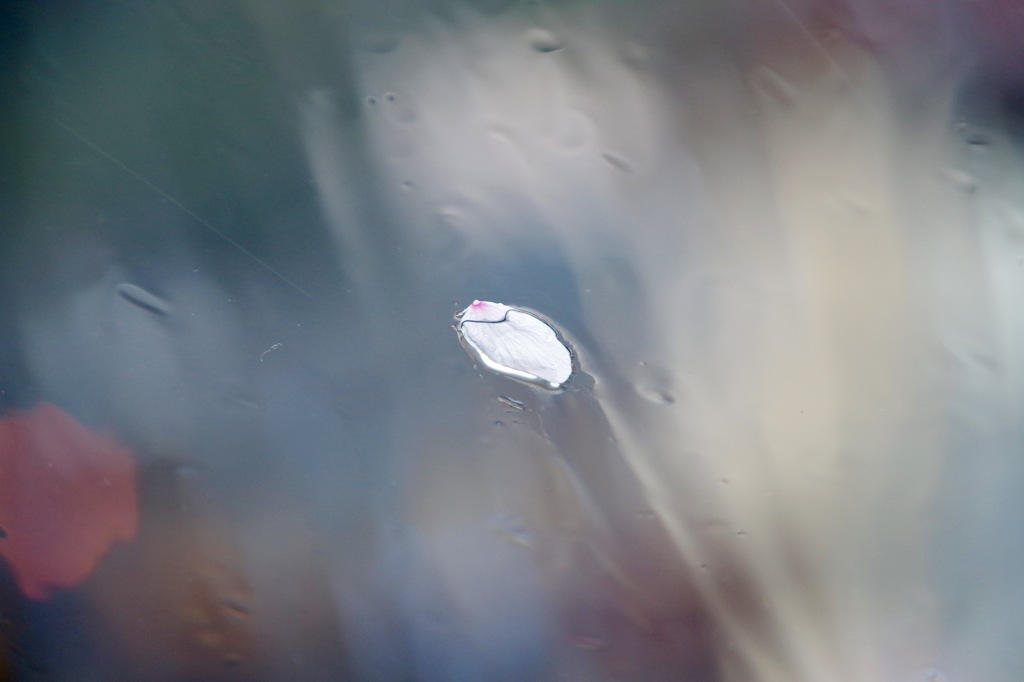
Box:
[0,402,137,600]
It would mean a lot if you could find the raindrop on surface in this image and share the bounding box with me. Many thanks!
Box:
[383,92,397,102]
[497,395,526,411]
[601,152,631,172]
[635,384,675,405]
[221,600,251,619]
[953,118,992,147]
[749,65,799,106]
[365,96,378,106]
[526,28,564,53]
[622,41,654,70]
[116,283,174,316]
[942,168,977,194]
[487,512,534,547]
[437,206,462,227]
[569,634,609,651]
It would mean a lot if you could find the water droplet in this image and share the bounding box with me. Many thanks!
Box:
[487,512,534,546]
[569,634,609,651]
[526,28,563,53]
[497,395,526,411]
[401,180,415,190]
[635,384,675,405]
[750,65,799,105]
[365,96,378,106]
[494,420,505,428]
[222,600,250,619]
[622,42,653,70]
[437,206,462,227]
[383,92,397,102]
[943,168,977,194]
[601,152,631,172]
[116,283,173,316]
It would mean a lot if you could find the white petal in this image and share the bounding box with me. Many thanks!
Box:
[456,300,573,390]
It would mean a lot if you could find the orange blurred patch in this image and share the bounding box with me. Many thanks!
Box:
[0,402,137,600]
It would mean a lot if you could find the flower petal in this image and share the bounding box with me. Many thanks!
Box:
[456,300,573,390]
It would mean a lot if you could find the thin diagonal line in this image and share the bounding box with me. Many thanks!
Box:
[50,115,315,300]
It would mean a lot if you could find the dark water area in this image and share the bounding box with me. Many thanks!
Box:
[2,0,1024,680]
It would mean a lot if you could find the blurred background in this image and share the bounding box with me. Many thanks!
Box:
[2,0,1024,680]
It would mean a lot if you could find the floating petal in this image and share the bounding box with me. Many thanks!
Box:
[456,300,573,390]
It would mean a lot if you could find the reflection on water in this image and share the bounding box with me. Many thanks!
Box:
[3,0,1024,679]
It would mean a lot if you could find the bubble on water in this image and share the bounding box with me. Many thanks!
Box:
[116,283,173,316]
[526,28,563,53]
